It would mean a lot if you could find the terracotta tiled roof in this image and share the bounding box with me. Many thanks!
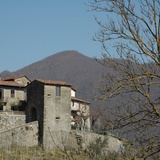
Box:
[2,75,30,81]
[71,97,90,104]
[36,79,72,86]
[0,80,22,87]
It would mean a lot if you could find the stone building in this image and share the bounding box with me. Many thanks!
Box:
[26,79,73,148]
[26,79,91,149]
[71,88,91,131]
[0,75,30,112]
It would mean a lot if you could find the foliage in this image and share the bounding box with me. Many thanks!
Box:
[87,137,108,159]
[0,147,89,160]
[0,141,147,160]
[86,137,141,160]
[89,0,160,159]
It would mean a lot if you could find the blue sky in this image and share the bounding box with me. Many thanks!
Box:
[0,0,103,72]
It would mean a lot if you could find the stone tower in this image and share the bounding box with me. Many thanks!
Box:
[26,79,71,149]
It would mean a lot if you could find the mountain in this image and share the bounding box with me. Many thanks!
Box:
[1,50,108,107]
[0,70,15,79]
[1,50,160,139]
[1,50,159,109]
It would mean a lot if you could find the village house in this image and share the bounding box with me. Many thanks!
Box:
[71,88,91,131]
[26,79,72,147]
[0,76,91,131]
[0,75,91,131]
[0,75,122,151]
[0,75,30,112]
[26,79,91,146]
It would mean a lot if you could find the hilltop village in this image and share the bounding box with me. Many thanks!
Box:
[0,75,121,151]
[0,75,91,131]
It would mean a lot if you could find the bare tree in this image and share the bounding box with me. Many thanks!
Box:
[90,108,112,134]
[89,0,160,159]
[76,104,90,131]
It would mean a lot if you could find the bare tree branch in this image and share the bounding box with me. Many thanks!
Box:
[89,0,160,159]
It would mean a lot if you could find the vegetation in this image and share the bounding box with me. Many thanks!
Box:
[0,147,86,160]
[89,0,160,159]
[1,0,160,159]
[0,145,143,160]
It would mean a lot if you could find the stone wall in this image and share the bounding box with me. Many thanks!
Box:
[41,130,123,153]
[0,113,122,153]
[72,131,122,153]
[0,121,38,148]
[0,114,25,132]
[76,131,122,153]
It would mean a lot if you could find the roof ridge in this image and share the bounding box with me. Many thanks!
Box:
[2,75,26,81]
[0,80,23,87]
[35,79,72,86]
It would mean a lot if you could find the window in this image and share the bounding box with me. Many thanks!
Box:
[11,106,18,111]
[0,105,3,110]
[47,94,51,97]
[55,116,60,120]
[56,86,61,96]
[0,89,3,99]
[11,89,15,98]
[71,110,77,118]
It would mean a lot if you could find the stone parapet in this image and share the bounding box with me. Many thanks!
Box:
[0,121,38,148]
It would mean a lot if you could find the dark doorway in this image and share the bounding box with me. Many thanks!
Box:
[30,106,38,122]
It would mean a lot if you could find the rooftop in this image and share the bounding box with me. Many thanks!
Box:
[0,80,22,87]
[36,79,72,86]
[71,97,90,104]
[2,75,30,82]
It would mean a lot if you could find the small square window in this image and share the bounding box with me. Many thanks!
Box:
[0,105,3,110]
[55,116,60,120]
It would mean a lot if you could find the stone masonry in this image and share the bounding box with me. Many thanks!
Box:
[0,121,38,148]
[26,79,71,149]
[0,114,25,132]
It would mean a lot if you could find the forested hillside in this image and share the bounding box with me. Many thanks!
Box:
[0,51,108,107]
[1,50,159,112]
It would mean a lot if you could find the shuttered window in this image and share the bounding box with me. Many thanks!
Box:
[56,86,61,96]
[11,89,15,98]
